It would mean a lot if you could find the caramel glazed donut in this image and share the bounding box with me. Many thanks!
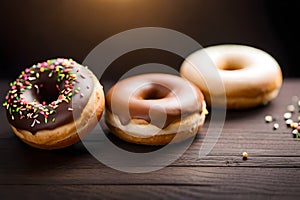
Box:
[105,73,208,145]
[180,44,283,109]
[3,58,105,149]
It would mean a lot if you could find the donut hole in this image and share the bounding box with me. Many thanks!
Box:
[140,84,172,100]
[35,85,61,104]
[219,57,246,71]
[22,78,64,105]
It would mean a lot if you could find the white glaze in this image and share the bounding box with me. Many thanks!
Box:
[180,44,283,109]
[105,111,206,138]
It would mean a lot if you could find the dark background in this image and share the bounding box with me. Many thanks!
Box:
[0,0,299,81]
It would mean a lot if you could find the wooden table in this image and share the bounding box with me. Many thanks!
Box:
[1,79,300,199]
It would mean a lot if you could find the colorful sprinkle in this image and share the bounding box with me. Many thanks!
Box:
[3,58,83,129]
[242,152,248,160]
[285,119,293,127]
[291,122,299,129]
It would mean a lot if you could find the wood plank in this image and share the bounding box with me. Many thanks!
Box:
[0,166,300,187]
[0,167,300,199]
[1,80,300,199]
[1,127,300,169]
[0,185,299,200]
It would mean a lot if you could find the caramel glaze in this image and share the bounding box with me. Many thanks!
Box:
[106,73,204,129]
[5,59,93,133]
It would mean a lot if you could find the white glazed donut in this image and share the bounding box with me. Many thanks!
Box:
[180,44,283,109]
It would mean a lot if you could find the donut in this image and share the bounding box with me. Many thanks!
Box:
[105,73,208,145]
[180,44,283,109]
[3,58,105,149]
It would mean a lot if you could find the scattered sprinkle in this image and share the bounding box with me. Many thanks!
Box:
[292,129,299,138]
[265,96,300,138]
[287,105,295,113]
[34,84,39,94]
[264,115,273,123]
[80,74,86,79]
[291,122,299,129]
[242,152,248,160]
[2,58,86,129]
[31,119,40,127]
[273,123,279,130]
[284,112,292,120]
[285,119,293,127]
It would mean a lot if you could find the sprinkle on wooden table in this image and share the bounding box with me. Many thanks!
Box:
[292,129,299,138]
[290,122,299,129]
[273,123,279,130]
[285,119,293,127]
[264,115,273,123]
[284,112,292,120]
[287,105,295,113]
[242,152,248,160]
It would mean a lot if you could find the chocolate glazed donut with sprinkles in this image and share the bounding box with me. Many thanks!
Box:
[3,58,105,149]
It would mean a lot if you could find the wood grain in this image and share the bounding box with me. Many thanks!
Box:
[0,79,300,199]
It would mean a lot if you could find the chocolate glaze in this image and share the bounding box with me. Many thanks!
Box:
[106,73,204,128]
[5,59,94,133]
